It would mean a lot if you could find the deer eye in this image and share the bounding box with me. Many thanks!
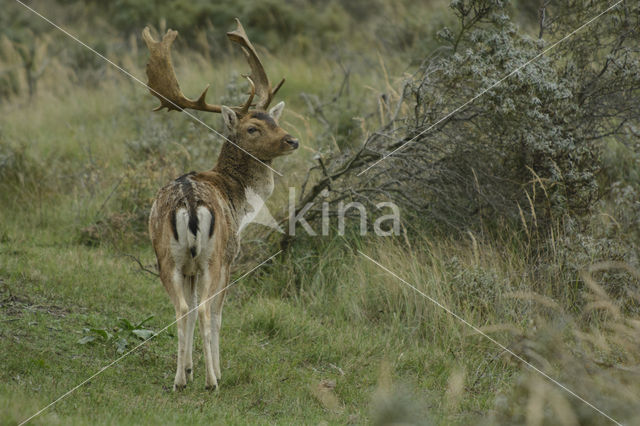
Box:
[247,126,258,134]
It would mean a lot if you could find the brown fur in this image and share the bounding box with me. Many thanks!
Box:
[149,106,297,390]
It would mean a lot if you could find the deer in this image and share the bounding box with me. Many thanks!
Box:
[143,19,298,391]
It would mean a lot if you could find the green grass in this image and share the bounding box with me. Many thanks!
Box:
[2,7,640,424]
[3,209,639,424]
[0,219,511,425]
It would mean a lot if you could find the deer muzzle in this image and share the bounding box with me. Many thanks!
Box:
[284,136,299,149]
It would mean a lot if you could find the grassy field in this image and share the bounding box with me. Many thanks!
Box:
[0,211,519,425]
[2,1,640,425]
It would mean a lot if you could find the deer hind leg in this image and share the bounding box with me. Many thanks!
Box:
[183,275,197,382]
[198,267,218,390]
[211,264,229,380]
[167,269,190,391]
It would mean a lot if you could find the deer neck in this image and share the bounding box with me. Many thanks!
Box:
[213,141,275,204]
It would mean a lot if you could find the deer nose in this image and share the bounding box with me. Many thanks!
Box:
[284,136,299,149]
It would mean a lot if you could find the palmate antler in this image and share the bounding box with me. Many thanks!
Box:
[226,19,285,110]
[141,19,284,115]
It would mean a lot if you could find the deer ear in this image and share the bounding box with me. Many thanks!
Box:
[221,106,238,131]
[268,101,285,122]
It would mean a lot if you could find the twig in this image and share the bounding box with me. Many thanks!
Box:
[94,175,124,220]
[315,154,332,191]
[538,0,550,39]
[122,253,159,278]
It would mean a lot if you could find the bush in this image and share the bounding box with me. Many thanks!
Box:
[293,0,640,240]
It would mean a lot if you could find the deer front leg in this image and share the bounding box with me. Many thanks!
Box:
[198,268,218,390]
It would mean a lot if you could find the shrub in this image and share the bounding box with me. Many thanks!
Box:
[293,0,640,240]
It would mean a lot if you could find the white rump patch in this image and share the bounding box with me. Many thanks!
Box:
[195,206,215,264]
[171,208,191,270]
[170,206,216,275]
[173,208,191,246]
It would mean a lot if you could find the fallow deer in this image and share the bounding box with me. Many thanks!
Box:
[143,20,298,391]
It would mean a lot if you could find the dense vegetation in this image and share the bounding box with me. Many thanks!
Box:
[1,0,639,424]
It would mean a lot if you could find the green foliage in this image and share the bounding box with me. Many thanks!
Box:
[76,0,353,53]
[416,0,637,224]
[0,143,50,203]
[306,0,640,240]
[0,0,639,424]
[77,315,156,354]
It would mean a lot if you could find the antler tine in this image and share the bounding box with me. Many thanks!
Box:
[143,22,281,115]
[142,27,222,113]
[239,76,256,114]
[227,18,285,110]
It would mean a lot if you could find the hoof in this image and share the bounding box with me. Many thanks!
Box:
[205,384,218,391]
[173,383,187,392]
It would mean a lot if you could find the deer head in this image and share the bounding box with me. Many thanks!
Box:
[221,104,298,160]
[141,19,297,160]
